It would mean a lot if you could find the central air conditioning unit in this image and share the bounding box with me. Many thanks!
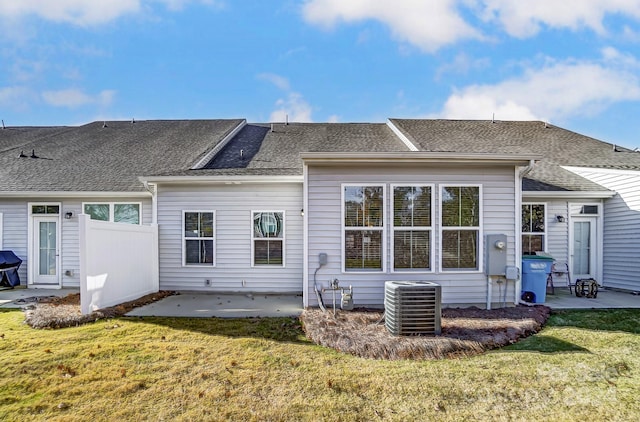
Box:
[384,281,442,336]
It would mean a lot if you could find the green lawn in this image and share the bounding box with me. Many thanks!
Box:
[1,308,639,421]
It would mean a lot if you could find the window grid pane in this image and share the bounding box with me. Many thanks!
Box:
[114,204,140,225]
[84,204,110,221]
[345,230,382,270]
[442,230,478,270]
[394,230,430,270]
[344,186,383,228]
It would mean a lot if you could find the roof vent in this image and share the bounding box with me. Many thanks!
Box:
[1,119,5,129]
[131,118,135,124]
[19,150,26,158]
[31,149,38,159]
[102,121,108,128]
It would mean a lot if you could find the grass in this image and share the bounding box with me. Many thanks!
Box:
[1,308,639,421]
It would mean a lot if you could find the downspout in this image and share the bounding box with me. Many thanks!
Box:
[143,181,157,224]
[515,160,536,305]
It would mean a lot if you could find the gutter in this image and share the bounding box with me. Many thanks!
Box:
[0,191,151,198]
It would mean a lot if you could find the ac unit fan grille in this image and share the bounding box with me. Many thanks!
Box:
[384,281,442,336]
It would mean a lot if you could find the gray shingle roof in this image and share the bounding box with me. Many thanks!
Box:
[390,119,640,191]
[0,119,244,192]
[194,122,409,174]
[2,118,636,193]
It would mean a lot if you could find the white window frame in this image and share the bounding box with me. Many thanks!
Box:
[341,183,386,273]
[251,210,285,267]
[182,210,216,267]
[82,202,142,225]
[522,202,547,254]
[391,184,434,273]
[439,184,483,273]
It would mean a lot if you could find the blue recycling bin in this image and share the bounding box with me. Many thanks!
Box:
[521,256,553,303]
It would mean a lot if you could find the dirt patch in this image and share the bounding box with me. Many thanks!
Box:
[300,305,550,360]
[24,291,176,329]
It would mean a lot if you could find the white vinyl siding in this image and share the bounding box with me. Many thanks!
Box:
[0,196,151,288]
[306,164,516,307]
[156,183,303,292]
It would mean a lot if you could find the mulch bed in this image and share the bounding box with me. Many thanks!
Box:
[300,305,551,360]
[23,291,176,329]
[20,292,550,360]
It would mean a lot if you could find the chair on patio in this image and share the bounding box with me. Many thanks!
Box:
[547,261,572,294]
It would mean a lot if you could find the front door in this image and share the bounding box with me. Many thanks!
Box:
[571,217,597,281]
[32,216,60,285]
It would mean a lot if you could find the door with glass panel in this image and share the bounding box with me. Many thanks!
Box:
[32,216,60,285]
[571,217,597,281]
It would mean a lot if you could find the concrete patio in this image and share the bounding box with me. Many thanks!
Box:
[2,285,639,317]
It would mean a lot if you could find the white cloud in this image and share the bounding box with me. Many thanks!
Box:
[0,0,141,26]
[270,93,313,123]
[0,86,33,110]
[42,88,115,108]
[257,73,291,91]
[302,0,640,51]
[480,0,640,38]
[0,0,221,26]
[259,73,314,122]
[302,0,482,52]
[436,58,640,121]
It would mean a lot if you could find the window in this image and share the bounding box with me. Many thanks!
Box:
[31,205,60,215]
[392,185,432,271]
[83,203,141,224]
[343,185,384,271]
[183,211,214,265]
[441,186,480,271]
[252,211,284,266]
[522,204,545,254]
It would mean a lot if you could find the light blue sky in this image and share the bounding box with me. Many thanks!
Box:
[1,1,640,148]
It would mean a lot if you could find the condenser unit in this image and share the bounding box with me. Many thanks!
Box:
[384,281,442,336]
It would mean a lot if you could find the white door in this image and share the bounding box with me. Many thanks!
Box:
[571,217,597,281]
[32,216,60,285]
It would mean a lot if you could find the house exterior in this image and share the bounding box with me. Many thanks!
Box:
[1,118,639,308]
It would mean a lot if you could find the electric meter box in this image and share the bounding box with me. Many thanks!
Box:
[485,234,508,276]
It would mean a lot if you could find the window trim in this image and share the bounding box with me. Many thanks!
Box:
[439,184,483,273]
[182,210,216,267]
[390,184,434,273]
[251,210,286,268]
[82,202,142,225]
[521,202,547,254]
[341,183,386,273]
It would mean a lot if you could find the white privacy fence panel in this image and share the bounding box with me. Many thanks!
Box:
[79,214,159,314]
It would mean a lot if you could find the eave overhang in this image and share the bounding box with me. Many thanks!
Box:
[301,152,542,167]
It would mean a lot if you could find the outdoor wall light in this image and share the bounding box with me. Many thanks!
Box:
[65,211,73,219]
[556,215,565,223]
